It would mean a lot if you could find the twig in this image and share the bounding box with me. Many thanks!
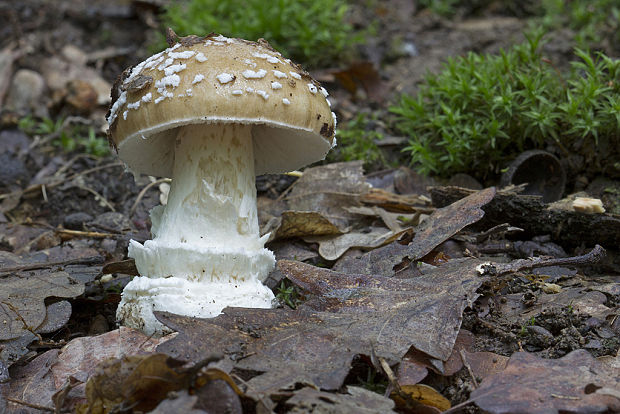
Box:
[56,229,120,239]
[478,245,605,276]
[76,185,116,212]
[0,255,103,275]
[459,349,478,388]
[1,301,42,341]
[0,162,122,201]
[5,397,54,412]
[53,154,98,178]
[129,178,171,217]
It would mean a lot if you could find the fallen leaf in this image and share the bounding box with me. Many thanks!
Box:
[77,354,193,413]
[156,257,486,396]
[284,386,397,413]
[306,226,403,261]
[392,383,451,411]
[284,161,371,230]
[459,350,509,381]
[0,270,83,341]
[282,259,485,364]
[3,327,170,412]
[266,210,344,242]
[333,187,496,276]
[471,350,620,414]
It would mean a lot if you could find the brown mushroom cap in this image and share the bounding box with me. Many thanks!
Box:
[107,34,335,177]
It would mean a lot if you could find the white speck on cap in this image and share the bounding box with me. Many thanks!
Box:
[216,73,235,84]
[271,81,282,90]
[127,101,141,110]
[232,90,243,95]
[326,98,331,107]
[157,58,174,71]
[256,90,269,100]
[273,70,287,78]
[154,96,165,104]
[290,72,302,80]
[164,63,186,76]
[307,84,317,94]
[144,55,164,69]
[244,59,257,68]
[123,110,128,120]
[320,87,329,97]
[195,52,207,62]
[168,50,195,59]
[169,43,181,51]
[155,74,181,92]
[142,92,152,103]
[192,74,205,84]
[185,88,193,96]
[245,87,254,93]
[282,98,291,105]
[212,34,233,43]
[242,69,267,79]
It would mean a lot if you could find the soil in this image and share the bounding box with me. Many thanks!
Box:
[0,1,618,413]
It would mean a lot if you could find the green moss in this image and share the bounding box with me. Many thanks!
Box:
[390,32,620,178]
[156,0,365,68]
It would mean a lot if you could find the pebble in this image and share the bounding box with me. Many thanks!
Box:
[63,212,94,230]
[88,211,132,232]
[5,69,47,116]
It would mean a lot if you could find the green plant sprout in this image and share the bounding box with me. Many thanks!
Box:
[275,280,300,309]
[356,367,388,394]
[18,116,109,157]
[157,0,365,68]
[390,31,620,178]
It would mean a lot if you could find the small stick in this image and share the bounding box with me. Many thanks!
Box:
[459,349,478,388]
[129,178,171,217]
[479,245,605,276]
[0,255,103,275]
[55,229,119,239]
[5,397,54,412]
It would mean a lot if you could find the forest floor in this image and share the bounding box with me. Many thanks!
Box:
[0,1,618,413]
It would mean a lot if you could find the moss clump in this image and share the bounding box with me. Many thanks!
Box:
[390,33,620,178]
[157,0,364,68]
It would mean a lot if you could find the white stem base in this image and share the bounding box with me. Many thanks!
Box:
[117,123,275,336]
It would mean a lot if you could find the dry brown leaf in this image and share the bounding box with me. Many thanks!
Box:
[3,327,170,412]
[392,383,451,411]
[471,350,620,414]
[285,386,397,413]
[0,270,83,341]
[305,226,404,261]
[156,256,486,397]
[266,210,344,242]
[460,350,509,381]
[334,187,496,276]
[76,353,233,414]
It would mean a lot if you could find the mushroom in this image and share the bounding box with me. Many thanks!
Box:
[107,32,336,336]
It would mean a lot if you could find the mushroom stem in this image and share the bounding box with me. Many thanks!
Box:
[117,123,275,335]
